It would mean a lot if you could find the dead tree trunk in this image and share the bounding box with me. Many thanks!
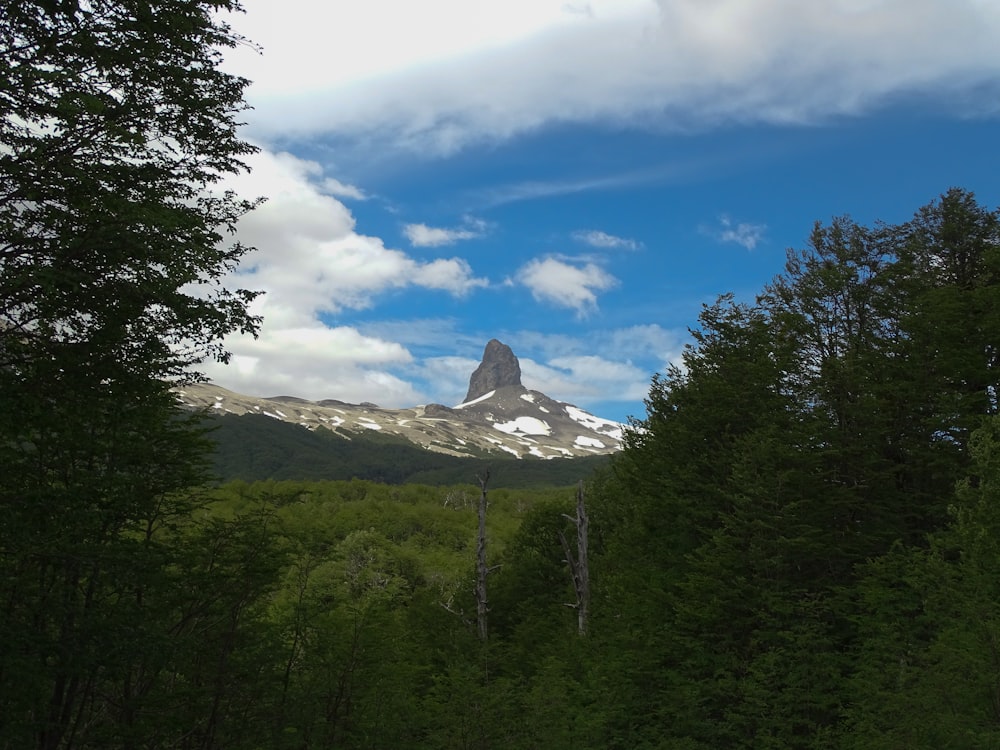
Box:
[558,481,590,635]
[475,470,490,641]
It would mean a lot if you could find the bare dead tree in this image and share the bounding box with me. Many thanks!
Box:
[475,469,490,641]
[558,481,590,635]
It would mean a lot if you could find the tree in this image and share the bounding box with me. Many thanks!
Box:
[0,2,260,747]
[475,470,491,641]
[586,190,1000,747]
[0,0,259,372]
[893,188,1000,451]
[844,417,1000,749]
[578,296,805,747]
[761,215,932,551]
[558,482,590,636]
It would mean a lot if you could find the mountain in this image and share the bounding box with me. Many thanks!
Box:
[176,339,625,460]
[466,338,522,401]
[195,413,612,487]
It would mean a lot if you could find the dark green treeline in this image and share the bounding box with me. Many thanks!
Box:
[588,186,1000,748]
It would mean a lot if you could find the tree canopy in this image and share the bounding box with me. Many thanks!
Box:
[585,186,1000,748]
[1,3,261,747]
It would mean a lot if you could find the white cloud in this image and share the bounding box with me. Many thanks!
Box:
[521,355,650,403]
[573,229,642,250]
[705,216,767,250]
[412,258,488,294]
[404,217,488,247]
[226,0,1000,154]
[322,177,368,200]
[607,324,683,370]
[207,325,422,405]
[198,148,488,404]
[475,174,637,207]
[516,257,619,316]
[417,355,482,405]
[220,149,488,317]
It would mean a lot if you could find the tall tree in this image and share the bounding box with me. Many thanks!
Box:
[587,190,1000,747]
[0,2,260,747]
[893,187,1000,449]
[558,482,590,636]
[761,215,929,550]
[582,296,804,747]
[846,416,1000,748]
[476,471,490,641]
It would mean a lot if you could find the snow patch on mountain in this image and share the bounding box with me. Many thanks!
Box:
[485,436,521,457]
[565,405,623,440]
[455,390,496,409]
[176,351,627,459]
[493,416,552,436]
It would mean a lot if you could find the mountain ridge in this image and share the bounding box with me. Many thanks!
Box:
[176,341,625,460]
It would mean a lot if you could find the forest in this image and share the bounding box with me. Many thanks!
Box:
[4,2,1000,748]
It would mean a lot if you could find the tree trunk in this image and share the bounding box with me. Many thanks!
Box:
[476,471,489,642]
[559,481,590,635]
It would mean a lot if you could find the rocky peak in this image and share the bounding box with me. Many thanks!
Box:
[465,339,522,402]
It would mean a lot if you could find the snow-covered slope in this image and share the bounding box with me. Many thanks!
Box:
[175,382,625,459]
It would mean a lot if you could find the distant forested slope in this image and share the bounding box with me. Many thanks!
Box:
[203,412,611,487]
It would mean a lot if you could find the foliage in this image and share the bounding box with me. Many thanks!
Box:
[0,2,259,748]
[581,187,1000,748]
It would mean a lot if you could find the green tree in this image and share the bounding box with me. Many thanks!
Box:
[846,416,1000,749]
[761,213,939,552]
[580,296,804,748]
[892,188,1000,457]
[0,2,260,747]
[587,190,1000,748]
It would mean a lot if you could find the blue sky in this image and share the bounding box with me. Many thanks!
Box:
[204,0,1000,424]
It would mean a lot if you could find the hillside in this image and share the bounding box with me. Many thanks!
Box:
[179,340,628,464]
[204,412,611,487]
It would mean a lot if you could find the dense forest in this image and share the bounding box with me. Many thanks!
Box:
[4,2,1000,748]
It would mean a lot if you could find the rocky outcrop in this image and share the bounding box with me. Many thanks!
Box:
[465,339,522,402]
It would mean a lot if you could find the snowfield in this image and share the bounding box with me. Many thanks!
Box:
[493,416,552,436]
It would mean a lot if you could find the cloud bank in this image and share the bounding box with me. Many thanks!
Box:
[199,149,488,404]
[227,0,1000,154]
[199,0,1000,420]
